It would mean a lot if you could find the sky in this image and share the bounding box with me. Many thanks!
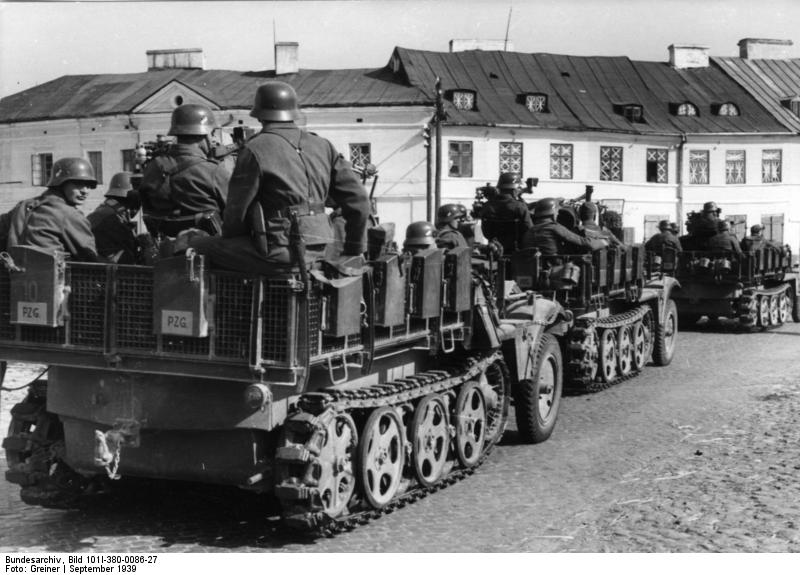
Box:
[1,0,799,98]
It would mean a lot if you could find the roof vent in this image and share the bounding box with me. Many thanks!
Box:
[449,39,514,52]
[147,48,204,71]
[668,44,709,69]
[738,38,793,60]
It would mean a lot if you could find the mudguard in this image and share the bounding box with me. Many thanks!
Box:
[641,276,680,324]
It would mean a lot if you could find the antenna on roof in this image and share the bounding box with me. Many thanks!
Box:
[504,6,512,51]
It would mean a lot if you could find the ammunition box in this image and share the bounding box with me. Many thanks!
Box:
[321,275,363,337]
[443,246,472,312]
[407,248,442,318]
[8,246,66,327]
[153,252,209,338]
[373,253,406,326]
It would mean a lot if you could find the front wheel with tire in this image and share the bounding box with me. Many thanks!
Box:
[515,333,563,444]
[653,299,678,366]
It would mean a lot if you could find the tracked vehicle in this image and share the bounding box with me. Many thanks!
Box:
[0,236,574,532]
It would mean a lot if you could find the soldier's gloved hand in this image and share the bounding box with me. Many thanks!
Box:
[329,254,365,277]
[487,239,504,258]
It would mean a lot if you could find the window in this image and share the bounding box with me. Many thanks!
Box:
[349,143,371,171]
[762,149,782,183]
[121,149,137,173]
[600,146,623,181]
[644,215,670,241]
[646,148,668,183]
[728,214,747,239]
[31,153,53,186]
[725,150,746,184]
[715,102,740,116]
[689,150,709,184]
[761,214,784,243]
[87,151,103,184]
[448,141,473,178]
[550,144,573,179]
[452,90,476,111]
[499,142,523,177]
[677,102,698,116]
[524,93,548,113]
[622,104,644,123]
[782,97,800,116]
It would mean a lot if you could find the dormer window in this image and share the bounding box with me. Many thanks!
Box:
[676,102,698,116]
[781,96,800,116]
[390,54,401,74]
[614,103,645,123]
[450,90,476,111]
[522,93,548,113]
[713,102,740,116]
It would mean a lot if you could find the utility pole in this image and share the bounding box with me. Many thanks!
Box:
[434,77,444,216]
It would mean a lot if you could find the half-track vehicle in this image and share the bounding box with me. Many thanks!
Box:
[510,198,680,392]
[0,230,571,532]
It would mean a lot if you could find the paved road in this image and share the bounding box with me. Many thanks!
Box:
[1,320,799,553]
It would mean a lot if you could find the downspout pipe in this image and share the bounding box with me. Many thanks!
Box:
[676,134,687,230]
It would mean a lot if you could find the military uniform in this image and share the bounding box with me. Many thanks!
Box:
[194,124,370,272]
[6,191,98,262]
[87,199,139,264]
[521,220,599,257]
[582,221,627,251]
[708,230,743,257]
[480,195,532,253]
[436,227,468,251]
[645,230,683,254]
[139,143,229,235]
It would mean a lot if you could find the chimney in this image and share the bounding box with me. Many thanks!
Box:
[275,42,299,75]
[449,39,514,52]
[147,48,204,71]
[738,38,793,59]
[668,44,709,69]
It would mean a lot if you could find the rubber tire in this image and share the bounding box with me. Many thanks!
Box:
[792,289,800,323]
[515,333,563,445]
[653,299,678,367]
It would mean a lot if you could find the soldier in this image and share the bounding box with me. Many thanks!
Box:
[579,202,626,251]
[87,172,143,264]
[708,220,743,258]
[435,204,469,250]
[190,81,370,273]
[670,222,681,237]
[688,201,721,248]
[138,104,229,237]
[2,157,99,262]
[479,173,532,254]
[403,221,437,255]
[645,220,683,254]
[521,198,607,257]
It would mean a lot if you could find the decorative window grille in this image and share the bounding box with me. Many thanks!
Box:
[349,143,371,171]
[121,149,137,173]
[725,150,746,184]
[717,103,740,116]
[762,149,782,183]
[448,141,473,178]
[646,148,668,183]
[677,103,698,116]
[689,150,709,184]
[550,144,573,180]
[600,146,623,181]
[31,153,53,186]
[525,94,548,112]
[499,142,523,177]
[88,151,103,184]
[761,214,784,243]
[452,91,476,111]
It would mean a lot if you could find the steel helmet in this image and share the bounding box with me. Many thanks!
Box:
[46,157,97,188]
[718,220,731,232]
[105,171,140,203]
[658,219,670,231]
[578,202,598,222]
[403,221,436,250]
[168,104,216,136]
[496,172,518,192]
[703,201,720,214]
[436,203,467,226]
[250,81,299,122]
[533,197,558,219]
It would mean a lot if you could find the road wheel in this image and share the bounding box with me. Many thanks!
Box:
[515,333,563,444]
[631,321,648,371]
[316,413,358,518]
[480,359,511,446]
[359,407,405,509]
[410,395,450,488]
[653,299,677,366]
[598,328,618,383]
[757,295,770,328]
[454,381,486,468]
[769,295,780,326]
[616,326,633,377]
[778,292,789,324]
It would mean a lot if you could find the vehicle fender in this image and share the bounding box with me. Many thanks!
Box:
[641,276,680,324]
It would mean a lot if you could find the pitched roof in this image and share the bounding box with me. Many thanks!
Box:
[0,67,431,123]
[393,47,792,135]
[713,57,800,132]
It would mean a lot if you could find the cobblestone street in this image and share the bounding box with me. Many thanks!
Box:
[1,321,799,553]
